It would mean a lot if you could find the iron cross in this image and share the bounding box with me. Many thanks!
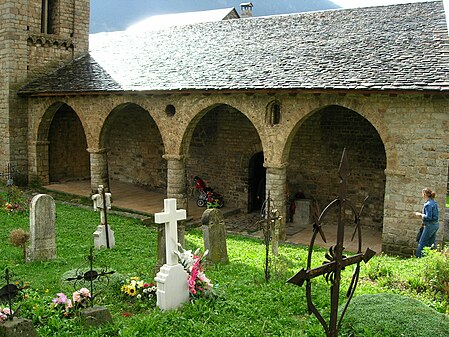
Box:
[287,149,376,337]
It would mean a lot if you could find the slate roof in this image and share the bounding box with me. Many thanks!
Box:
[20,1,449,96]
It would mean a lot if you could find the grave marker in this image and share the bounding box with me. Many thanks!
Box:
[201,208,228,264]
[91,185,115,249]
[154,199,189,310]
[27,194,56,262]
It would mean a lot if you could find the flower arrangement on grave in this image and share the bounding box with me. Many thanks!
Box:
[174,244,215,299]
[120,277,157,300]
[51,287,91,318]
[0,307,13,322]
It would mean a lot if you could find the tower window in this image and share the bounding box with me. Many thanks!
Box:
[41,0,58,34]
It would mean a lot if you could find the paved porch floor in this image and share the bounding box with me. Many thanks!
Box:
[43,180,382,254]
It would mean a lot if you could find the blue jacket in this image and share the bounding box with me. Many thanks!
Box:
[422,198,439,225]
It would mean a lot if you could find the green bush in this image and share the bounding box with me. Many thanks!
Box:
[341,293,449,337]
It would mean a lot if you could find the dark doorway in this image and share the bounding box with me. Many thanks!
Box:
[248,152,265,212]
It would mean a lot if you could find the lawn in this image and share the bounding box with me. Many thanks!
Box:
[1,191,449,336]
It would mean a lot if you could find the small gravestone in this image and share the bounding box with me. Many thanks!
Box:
[201,209,229,264]
[289,199,312,235]
[0,317,37,337]
[27,194,56,262]
[92,185,115,249]
[80,306,113,327]
[154,199,189,310]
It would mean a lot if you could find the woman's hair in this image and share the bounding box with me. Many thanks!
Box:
[422,187,436,199]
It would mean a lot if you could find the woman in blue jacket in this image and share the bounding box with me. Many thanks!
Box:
[415,188,439,257]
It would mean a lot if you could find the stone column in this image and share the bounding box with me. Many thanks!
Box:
[163,154,187,209]
[265,163,288,241]
[88,148,110,193]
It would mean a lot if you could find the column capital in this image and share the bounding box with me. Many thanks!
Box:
[163,154,185,161]
[264,161,288,169]
[87,147,109,154]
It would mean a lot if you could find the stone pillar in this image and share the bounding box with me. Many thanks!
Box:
[265,163,288,241]
[163,154,187,209]
[88,148,110,193]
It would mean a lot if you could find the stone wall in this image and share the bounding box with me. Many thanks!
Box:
[104,104,166,191]
[288,105,386,230]
[48,104,89,182]
[186,104,262,208]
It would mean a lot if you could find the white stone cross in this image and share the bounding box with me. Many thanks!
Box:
[155,198,186,266]
[91,185,112,226]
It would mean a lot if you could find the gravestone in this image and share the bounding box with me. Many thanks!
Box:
[27,194,56,262]
[154,199,189,310]
[80,306,113,327]
[0,317,37,337]
[201,209,228,264]
[288,199,312,235]
[92,185,115,249]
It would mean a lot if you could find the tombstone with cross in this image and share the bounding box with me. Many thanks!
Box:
[91,185,115,249]
[154,198,189,310]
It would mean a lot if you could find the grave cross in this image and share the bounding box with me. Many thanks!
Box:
[155,198,187,266]
[0,268,20,321]
[287,149,376,337]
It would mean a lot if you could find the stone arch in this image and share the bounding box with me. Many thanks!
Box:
[100,102,165,192]
[182,103,263,210]
[285,104,386,230]
[36,102,90,183]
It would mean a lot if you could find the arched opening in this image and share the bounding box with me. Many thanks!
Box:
[48,104,89,182]
[248,151,266,212]
[101,103,165,192]
[287,105,386,231]
[185,104,262,211]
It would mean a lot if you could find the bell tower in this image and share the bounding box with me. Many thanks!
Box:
[0,0,90,183]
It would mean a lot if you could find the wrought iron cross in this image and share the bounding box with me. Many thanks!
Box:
[287,149,376,337]
[66,247,115,306]
[0,268,21,320]
[255,191,281,282]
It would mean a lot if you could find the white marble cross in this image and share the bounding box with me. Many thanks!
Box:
[155,198,186,266]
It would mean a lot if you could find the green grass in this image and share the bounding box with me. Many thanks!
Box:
[446,195,449,208]
[1,195,449,336]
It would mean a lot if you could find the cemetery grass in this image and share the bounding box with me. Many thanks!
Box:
[1,203,449,336]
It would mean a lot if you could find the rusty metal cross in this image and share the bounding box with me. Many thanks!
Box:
[287,149,376,337]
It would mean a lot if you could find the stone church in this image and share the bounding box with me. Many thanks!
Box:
[1,0,448,255]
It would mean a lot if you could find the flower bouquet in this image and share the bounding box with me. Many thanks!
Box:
[175,244,215,300]
[120,277,157,301]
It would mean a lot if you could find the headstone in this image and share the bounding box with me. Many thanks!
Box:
[201,209,229,264]
[91,185,115,249]
[0,317,37,337]
[154,199,189,310]
[80,306,113,327]
[288,199,312,235]
[27,194,56,262]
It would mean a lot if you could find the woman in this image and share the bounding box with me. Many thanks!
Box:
[415,188,439,257]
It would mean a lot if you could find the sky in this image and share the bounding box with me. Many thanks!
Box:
[90,0,449,33]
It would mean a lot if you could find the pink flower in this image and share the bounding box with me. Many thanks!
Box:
[72,291,81,303]
[78,288,91,298]
[2,308,12,316]
[53,292,68,304]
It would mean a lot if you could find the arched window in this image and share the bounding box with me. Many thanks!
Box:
[265,100,282,126]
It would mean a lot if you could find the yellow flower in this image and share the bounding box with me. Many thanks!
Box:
[126,286,137,297]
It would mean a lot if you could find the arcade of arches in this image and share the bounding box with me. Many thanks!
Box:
[27,92,448,256]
